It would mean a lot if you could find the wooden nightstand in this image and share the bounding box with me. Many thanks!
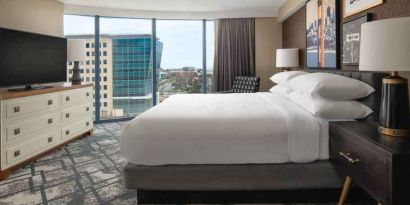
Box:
[330,121,410,205]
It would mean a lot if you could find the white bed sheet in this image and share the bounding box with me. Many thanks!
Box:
[120,93,329,165]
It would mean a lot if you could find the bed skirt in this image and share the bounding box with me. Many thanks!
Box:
[122,161,343,191]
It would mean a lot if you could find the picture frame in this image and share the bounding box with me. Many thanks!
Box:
[343,0,383,18]
[306,0,339,69]
[342,13,372,65]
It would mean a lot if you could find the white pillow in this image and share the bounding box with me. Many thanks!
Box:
[269,84,293,97]
[288,92,373,120]
[288,73,375,100]
[270,71,307,85]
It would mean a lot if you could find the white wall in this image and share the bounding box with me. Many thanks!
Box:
[0,0,64,37]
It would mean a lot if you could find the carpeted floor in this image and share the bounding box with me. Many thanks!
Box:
[0,122,351,205]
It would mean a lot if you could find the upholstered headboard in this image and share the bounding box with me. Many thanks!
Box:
[305,70,388,122]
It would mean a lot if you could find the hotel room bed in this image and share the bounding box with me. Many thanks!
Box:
[120,92,329,165]
[120,70,388,203]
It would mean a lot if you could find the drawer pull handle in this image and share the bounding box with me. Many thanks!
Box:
[48,100,53,105]
[14,150,20,157]
[66,96,70,101]
[339,152,360,164]
[14,128,20,135]
[86,122,90,126]
[66,113,70,118]
[86,107,90,111]
[14,106,20,113]
[48,137,53,143]
[66,130,70,135]
[48,118,53,124]
[86,92,90,97]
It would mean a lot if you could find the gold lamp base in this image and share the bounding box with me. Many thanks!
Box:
[378,126,410,137]
[378,71,410,137]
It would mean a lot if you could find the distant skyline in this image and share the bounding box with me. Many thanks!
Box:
[64,15,214,70]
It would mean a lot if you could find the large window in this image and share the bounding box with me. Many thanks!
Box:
[64,15,214,122]
[157,20,202,102]
[99,17,153,119]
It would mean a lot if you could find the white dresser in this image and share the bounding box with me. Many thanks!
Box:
[0,83,93,179]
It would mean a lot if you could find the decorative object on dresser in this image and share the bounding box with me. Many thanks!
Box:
[276,48,299,71]
[331,121,410,205]
[306,0,339,69]
[0,83,93,180]
[67,39,86,85]
[342,13,372,65]
[359,17,410,137]
[342,0,383,18]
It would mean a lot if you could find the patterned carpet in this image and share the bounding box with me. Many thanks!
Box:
[0,122,355,205]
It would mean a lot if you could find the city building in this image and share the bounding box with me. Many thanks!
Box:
[66,34,163,118]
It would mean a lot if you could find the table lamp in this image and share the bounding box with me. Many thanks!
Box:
[67,39,86,85]
[276,48,299,71]
[359,17,410,137]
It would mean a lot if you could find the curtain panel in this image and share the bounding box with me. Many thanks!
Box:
[213,18,255,92]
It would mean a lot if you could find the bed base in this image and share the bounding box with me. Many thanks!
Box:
[122,161,375,204]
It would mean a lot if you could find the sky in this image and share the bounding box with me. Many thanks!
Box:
[64,15,214,70]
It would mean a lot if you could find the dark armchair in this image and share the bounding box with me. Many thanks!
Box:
[222,76,260,93]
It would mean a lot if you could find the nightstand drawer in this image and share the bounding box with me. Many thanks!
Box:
[331,132,389,202]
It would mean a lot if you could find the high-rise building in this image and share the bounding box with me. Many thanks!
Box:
[65,34,163,119]
[111,35,163,116]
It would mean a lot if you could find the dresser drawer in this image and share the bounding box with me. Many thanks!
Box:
[5,113,58,144]
[61,88,92,106]
[61,118,92,141]
[4,93,58,119]
[61,103,92,123]
[5,131,60,168]
[331,132,389,202]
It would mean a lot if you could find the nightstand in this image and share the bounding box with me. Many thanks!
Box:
[330,121,410,205]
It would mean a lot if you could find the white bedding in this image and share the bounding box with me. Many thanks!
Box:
[120,93,329,165]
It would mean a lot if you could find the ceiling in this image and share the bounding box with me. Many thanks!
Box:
[59,0,287,18]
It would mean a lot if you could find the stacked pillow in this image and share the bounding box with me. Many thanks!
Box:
[269,72,375,120]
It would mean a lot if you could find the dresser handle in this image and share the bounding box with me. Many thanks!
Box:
[14,150,20,157]
[66,130,70,135]
[48,118,53,124]
[339,152,360,164]
[86,107,90,111]
[14,106,20,113]
[66,96,70,101]
[48,100,53,105]
[86,122,90,126]
[14,128,20,135]
[66,113,70,118]
[86,92,90,97]
[48,137,53,143]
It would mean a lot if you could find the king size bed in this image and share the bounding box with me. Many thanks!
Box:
[120,70,387,204]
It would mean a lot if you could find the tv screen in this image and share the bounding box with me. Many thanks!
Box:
[0,27,67,87]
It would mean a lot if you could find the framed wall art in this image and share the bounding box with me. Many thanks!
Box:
[343,0,383,18]
[306,0,338,69]
[342,13,372,65]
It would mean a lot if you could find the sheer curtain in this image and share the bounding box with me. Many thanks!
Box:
[213,18,255,92]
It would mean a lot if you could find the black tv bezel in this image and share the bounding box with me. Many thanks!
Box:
[0,27,68,89]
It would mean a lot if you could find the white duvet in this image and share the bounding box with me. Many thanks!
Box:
[120,93,329,165]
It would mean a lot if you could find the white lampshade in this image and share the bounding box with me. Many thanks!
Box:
[276,48,299,68]
[359,17,410,71]
[67,39,86,62]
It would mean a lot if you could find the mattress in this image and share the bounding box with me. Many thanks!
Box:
[120,93,329,165]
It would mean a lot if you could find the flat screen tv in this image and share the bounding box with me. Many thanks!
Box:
[0,27,67,90]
